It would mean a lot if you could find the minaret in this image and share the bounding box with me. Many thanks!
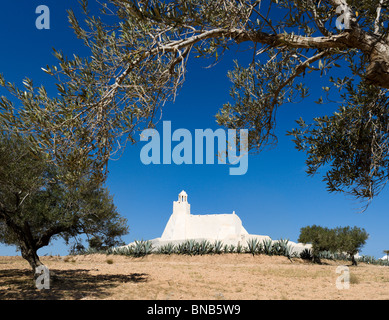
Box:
[173,190,190,215]
[160,190,190,240]
[178,190,187,202]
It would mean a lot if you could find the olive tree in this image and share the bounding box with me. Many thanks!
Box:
[334,226,369,265]
[298,225,337,263]
[1,0,389,203]
[298,224,368,265]
[0,133,128,274]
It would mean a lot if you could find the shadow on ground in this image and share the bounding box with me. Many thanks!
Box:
[0,268,148,299]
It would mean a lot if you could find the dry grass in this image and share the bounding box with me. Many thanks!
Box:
[0,254,389,300]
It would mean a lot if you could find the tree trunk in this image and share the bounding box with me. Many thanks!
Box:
[365,43,389,89]
[0,209,52,283]
[313,255,322,264]
[351,255,357,266]
[20,242,43,275]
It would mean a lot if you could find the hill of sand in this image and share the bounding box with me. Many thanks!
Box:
[1,254,388,300]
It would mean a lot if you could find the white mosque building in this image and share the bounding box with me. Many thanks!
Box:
[124,190,311,254]
[160,190,249,242]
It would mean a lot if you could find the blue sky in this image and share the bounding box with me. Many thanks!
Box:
[0,0,388,259]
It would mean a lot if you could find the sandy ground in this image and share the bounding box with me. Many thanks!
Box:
[0,253,388,300]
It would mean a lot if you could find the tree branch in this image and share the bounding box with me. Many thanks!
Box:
[95,29,351,113]
[375,0,384,35]
[271,50,331,109]
[308,0,331,36]
[327,0,349,7]
[36,225,68,249]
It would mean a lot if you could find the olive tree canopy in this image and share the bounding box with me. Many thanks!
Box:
[1,0,388,204]
[0,133,129,274]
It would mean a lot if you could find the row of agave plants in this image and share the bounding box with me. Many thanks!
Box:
[298,249,349,261]
[295,249,389,266]
[356,254,389,266]
[76,239,389,265]
[95,238,302,259]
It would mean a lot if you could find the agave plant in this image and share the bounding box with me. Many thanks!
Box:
[192,240,208,255]
[318,250,335,260]
[125,244,134,255]
[213,240,223,254]
[236,243,243,254]
[191,241,200,255]
[262,239,273,255]
[272,238,291,257]
[144,240,153,255]
[78,247,95,255]
[106,247,116,255]
[177,240,189,255]
[120,245,134,256]
[228,245,236,254]
[157,243,175,255]
[363,255,373,263]
[359,255,376,264]
[246,238,259,256]
[186,239,196,255]
[271,241,281,256]
[198,240,212,255]
[176,239,198,255]
[133,240,144,257]
[131,240,153,257]
[300,248,313,260]
[257,242,264,254]
[333,252,348,261]
[176,242,185,255]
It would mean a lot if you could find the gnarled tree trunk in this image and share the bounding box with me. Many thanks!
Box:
[2,213,46,276]
[20,243,44,275]
[351,254,358,266]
